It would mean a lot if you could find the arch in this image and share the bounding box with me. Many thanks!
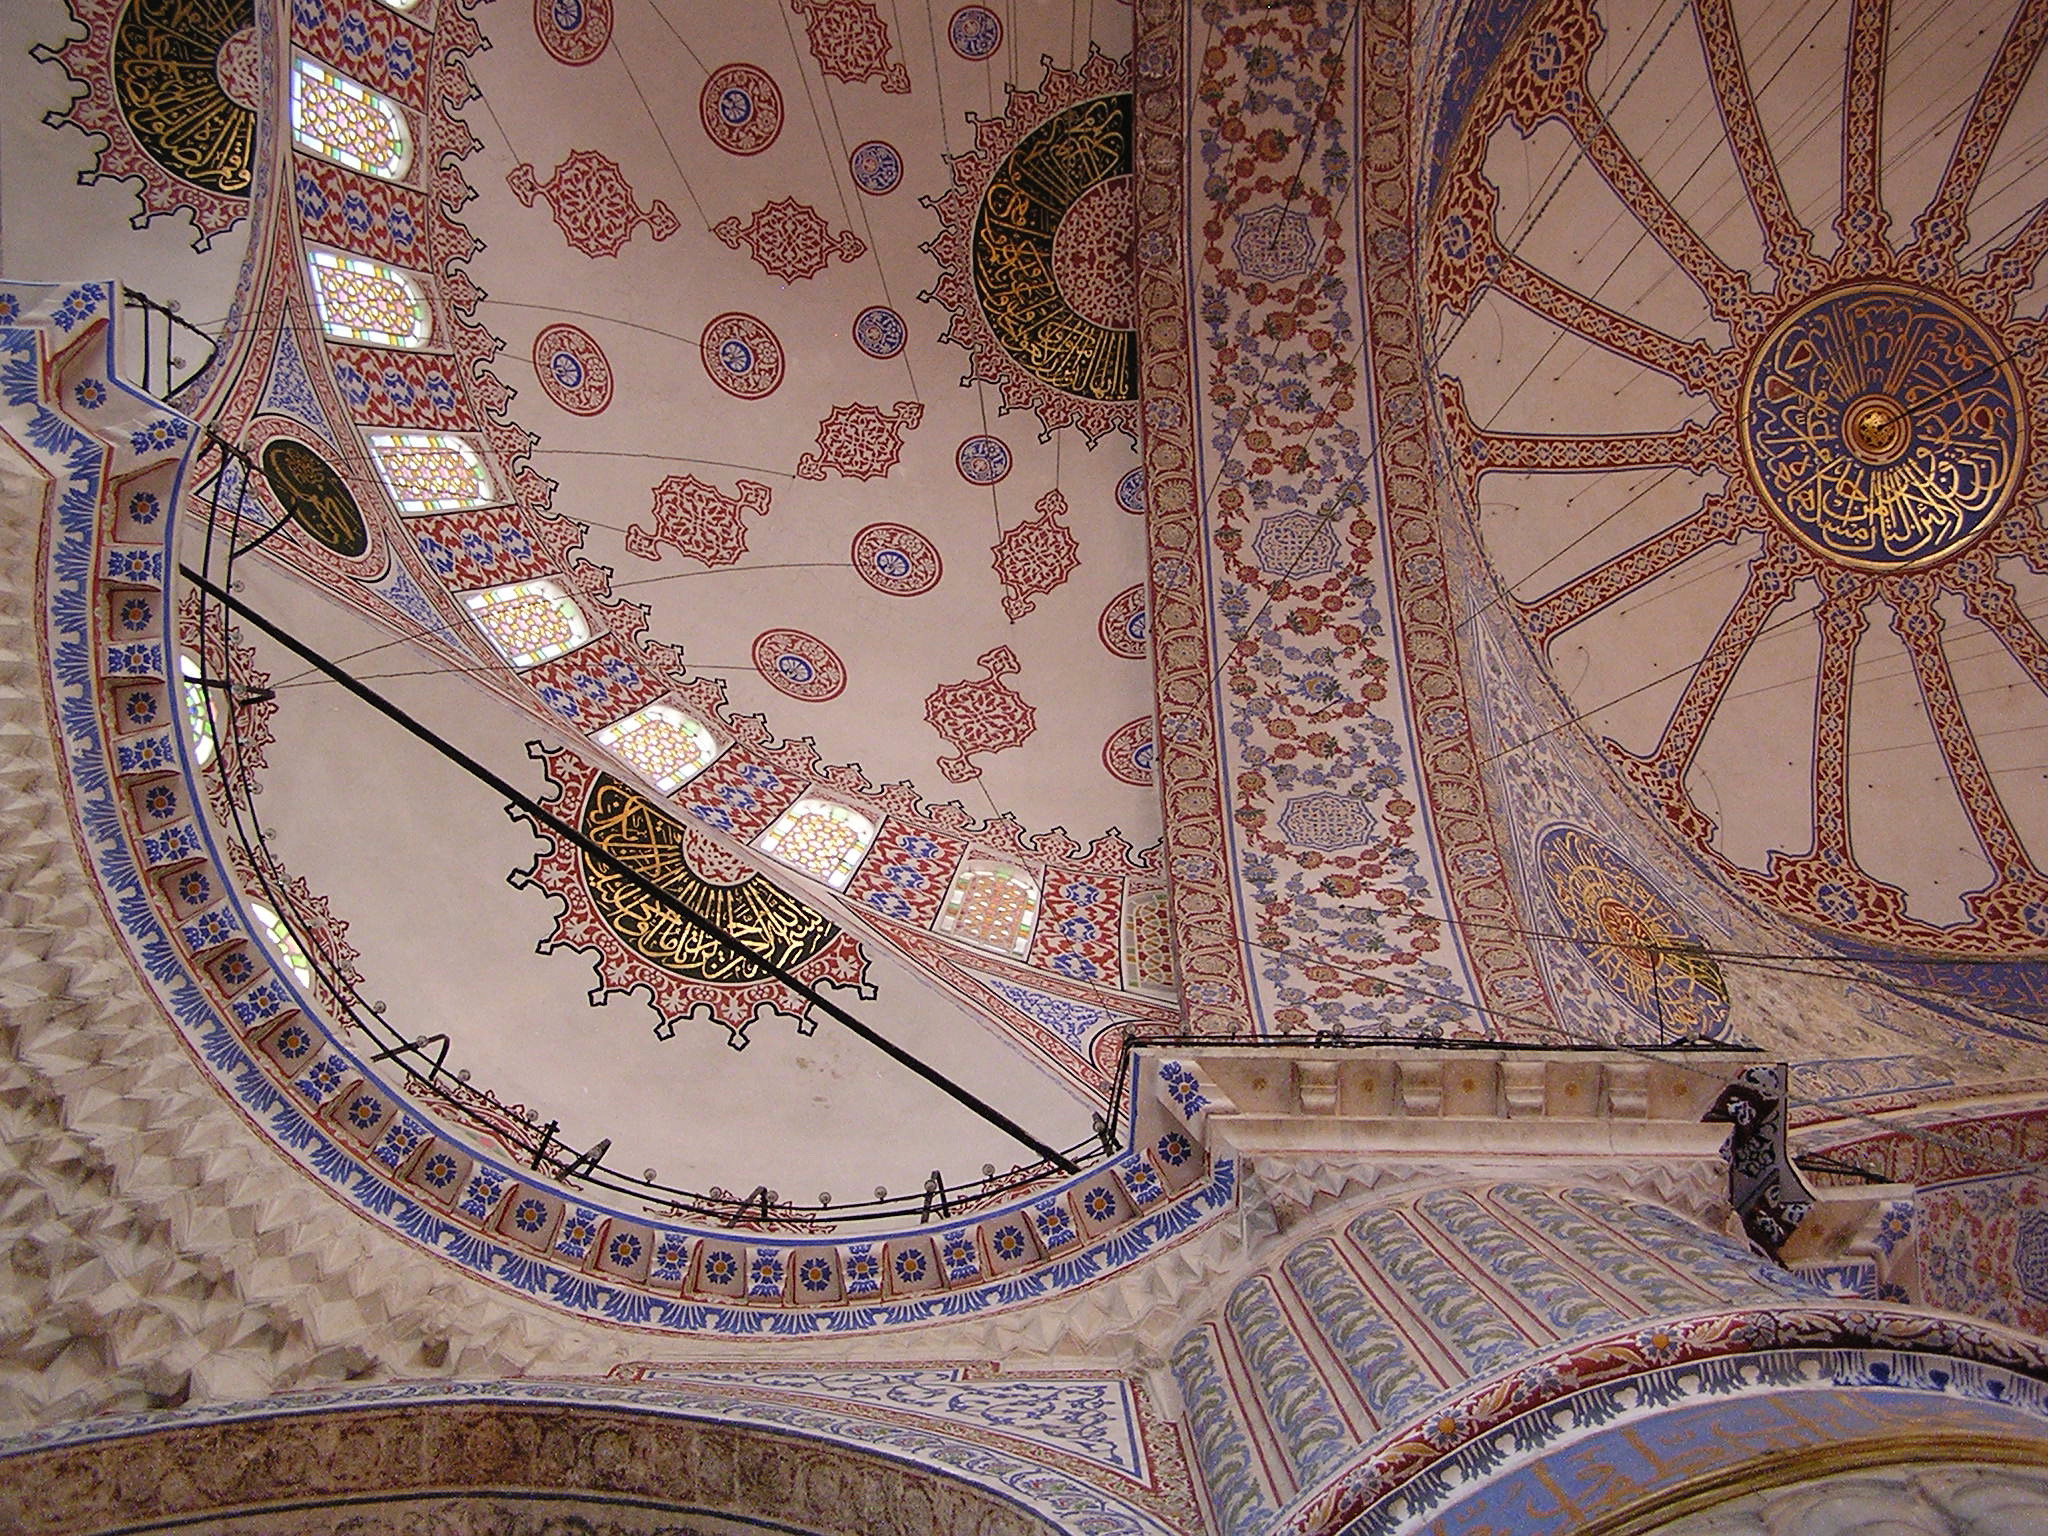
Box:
[462,578,590,668]
[289,57,413,180]
[306,250,432,348]
[755,796,879,889]
[593,702,722,792]
[368,431,496,512]
[0,1382,1163,1536]
[177,653,214,768]
[936,857,1040,958]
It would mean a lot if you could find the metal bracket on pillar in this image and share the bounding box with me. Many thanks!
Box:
[1704,1062,1814,1258]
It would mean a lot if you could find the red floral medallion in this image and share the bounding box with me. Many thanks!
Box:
[1098,583,1147,658]
[699,312,785,400]
[625,475,773,568]
[508,150,679,258]
[714,198,867,283]
[752,629,848,702]
[1102,717,1154,786]
[851,522,942,596]
[532,323,614,416]
[992,489,1081,620]
[534,0,612,65]
[788,0,910,92]
[796,400,924,481]
[925,646,1036,783]
[699,63,784,155]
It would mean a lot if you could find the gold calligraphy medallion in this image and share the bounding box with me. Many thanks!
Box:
[1741,284,2025,571]
[260,438,369,559]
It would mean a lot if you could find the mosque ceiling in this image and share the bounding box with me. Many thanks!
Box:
[1425,0,2048,961]
[8,0,2048,1332]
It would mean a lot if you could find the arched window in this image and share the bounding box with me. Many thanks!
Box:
[249,901,315,988]
[290,58,413,180]
[463,579,590,668]
[369,432,495,512]
[755,798,878,890]
[179,654,216,768]
[1121,887,1175,996]
[935,857,1040,958]
[595,703,722,793]
[307,250,432,348]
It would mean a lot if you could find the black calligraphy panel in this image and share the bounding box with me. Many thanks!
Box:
[260,437,369,559]
[971,93,1136,404]
[579,776,839,985]
[113,0,258,198]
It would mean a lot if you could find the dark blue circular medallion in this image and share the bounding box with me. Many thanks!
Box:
[1742,284,2024,570]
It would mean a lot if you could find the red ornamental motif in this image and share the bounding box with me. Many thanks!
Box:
[699,63,784,156]
[925,646,1036,783]
[714,198,867,284]
[699,312,785,400]
[797,400,924,481]
[752,628,847,701]
[534,0,612,65]
[851,522,942,596]
[992,489,1081,620]
[532,323,614,415]
[1102,718,1154,786]
[508,151,680,258]
[1098,583,1147,658]
[788,0,910,93]
[1050,176,1138,330]
[625,475,772,567]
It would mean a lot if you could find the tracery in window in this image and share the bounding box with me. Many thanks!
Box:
[754,798,878,890]
[935,857,1039,958]
[249,901,315,988]
[369,432,495,512]
[180,653,216,768]
[290,58,413,179]
[594,703,722,793]
[1121,886,1175,996]
[464,579,589,668]
[307,250,431,348]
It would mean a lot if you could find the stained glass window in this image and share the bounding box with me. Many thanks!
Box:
[463,579,590,668]
[180,654,216,768]
[1121,887,1175,996]
[369,432,495,513]
[935,857,1040,958]
[290,58,413,180]
[307,250,431,348]
[249,901,315,988]
[755,798,878,890]
[594,703,721,793]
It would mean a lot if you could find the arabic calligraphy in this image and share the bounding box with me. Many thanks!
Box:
[260,437,368,559]
[1536,824,1730,1039]
[580,775,839,985]
[112,0,257,198]
[1743,284,2024,570]
[971,93,1136,404]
